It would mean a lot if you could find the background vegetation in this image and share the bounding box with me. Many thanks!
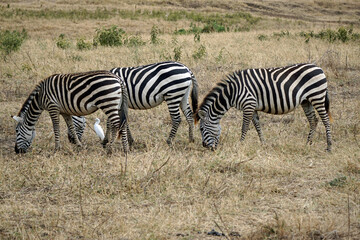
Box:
[0,0,359,239]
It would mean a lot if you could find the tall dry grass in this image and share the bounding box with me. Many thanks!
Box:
[0,0,359,239]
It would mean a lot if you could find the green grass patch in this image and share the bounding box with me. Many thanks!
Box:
[300,26,360,43]
[0,28,28,56]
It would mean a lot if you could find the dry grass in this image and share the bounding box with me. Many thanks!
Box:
[1,0,360,239]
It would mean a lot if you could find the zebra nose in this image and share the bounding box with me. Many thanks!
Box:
[202,142,206,147]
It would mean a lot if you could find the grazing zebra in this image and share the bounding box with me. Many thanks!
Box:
[109,61,199,145]
[12,70,128,153]
[195,63,332,151]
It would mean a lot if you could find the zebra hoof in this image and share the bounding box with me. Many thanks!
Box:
[166,139,173,146]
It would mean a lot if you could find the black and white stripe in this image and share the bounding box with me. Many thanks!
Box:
[13,70,128,153]
[109,61,199,144]
[195,63,332,151]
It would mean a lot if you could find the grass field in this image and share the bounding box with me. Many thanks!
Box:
[0,0,359,239]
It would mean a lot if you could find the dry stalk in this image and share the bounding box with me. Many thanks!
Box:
[213,203,230,240]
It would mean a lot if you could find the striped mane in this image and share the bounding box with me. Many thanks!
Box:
[17,84,41,118]
[195,75,235,124]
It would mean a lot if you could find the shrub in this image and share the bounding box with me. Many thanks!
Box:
[192,44,206,60]
[257,34,268,41]
[56,34,71,49]
[150,25,160,44]
[125,35,146,47]
[173,46,182,61]
[299,27,359,43]
[76,38,92,50]
[93,26,125,47]
[0,28,28,55]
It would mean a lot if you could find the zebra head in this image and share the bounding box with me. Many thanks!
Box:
[12,115,36,154]
[197,110,221,150]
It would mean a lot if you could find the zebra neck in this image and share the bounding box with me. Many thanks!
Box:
[19,87,43,128]
[203,81,234,120]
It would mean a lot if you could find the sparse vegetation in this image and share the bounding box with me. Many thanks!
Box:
[300,26,360,43]
[0,0,359,239]
[56,33,71,49]
[76,38,92,50]
[93,26,126,47]
[0,28,27,56]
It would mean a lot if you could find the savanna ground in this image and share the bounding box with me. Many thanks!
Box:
[0,0,360,239]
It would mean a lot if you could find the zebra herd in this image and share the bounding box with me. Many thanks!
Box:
[12,61,333,154]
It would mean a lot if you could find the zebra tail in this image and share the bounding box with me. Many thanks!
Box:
[191,73,199,120]
[325,90,333,123]
[118,79,129,139]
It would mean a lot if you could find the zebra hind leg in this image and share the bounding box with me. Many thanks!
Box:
[102,119,112,148]
[301,101,318,145]
[180,103,195,143]
[313,103,332,152]
[126,124,135,147]
[166,105,182,145]
[252,111,265,143]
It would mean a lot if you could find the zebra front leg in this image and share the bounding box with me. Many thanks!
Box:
[301,101,318,145]
[240,105,256,142]
[62,114,82,147]
[252,111,265,143]
[48,109,61,151]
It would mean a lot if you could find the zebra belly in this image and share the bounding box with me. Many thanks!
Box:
[128,94,164,110]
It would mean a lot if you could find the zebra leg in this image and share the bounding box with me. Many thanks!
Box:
[102,119,112,148]
[62,114,82,147]
[240,104,256,142]
[180,103,195,143]
[48,108,61,151]
[301,101,318,145]
[126,123,135,147]
[252,111,265,143]
[166,104,182,145]
[313,103,332,152]
[68,116,86,144]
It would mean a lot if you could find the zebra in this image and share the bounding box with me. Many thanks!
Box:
[195,63,332,152]
[12,70,128,154]
[109,61,199,145]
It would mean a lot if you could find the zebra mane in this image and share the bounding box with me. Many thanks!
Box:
[195,77,233,124]
[17,84,41,117]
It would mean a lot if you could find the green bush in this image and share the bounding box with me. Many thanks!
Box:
[76,38,92,50]
[192,44,206,60]
[173,46,182,61]
[300,27,359,43]
[125,35,146,47]
[150,25,160,44]
[0,28,27,55]
[257,34,268,41]
[93,26,125,47]
[56,34,71,49]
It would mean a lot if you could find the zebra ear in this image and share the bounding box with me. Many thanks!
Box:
[11,115,23,123]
